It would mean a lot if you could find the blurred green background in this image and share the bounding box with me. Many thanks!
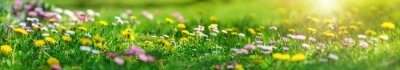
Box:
[43,0,400,20]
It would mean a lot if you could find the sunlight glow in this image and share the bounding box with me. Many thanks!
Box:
[314,0,341,16]
[318,0,336,9]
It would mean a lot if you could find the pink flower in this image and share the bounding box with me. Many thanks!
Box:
[142,11,154,20]
[114,57,124,65]
[51,65,62,70]
[106,52,117,58]
[342,42,349,48]
[244,44,256,50]
[215,64,221,70]
[359,41,369,48]
[283,46,289,51]
[344,38,354,43]
[281,37,289,41]
[28,11,38,16]
[138,54,155,62]
[269,40,276,45]
[124,46,145,56]
[317,43,326,48]
[240,49,249,54]
[290,34,306,40]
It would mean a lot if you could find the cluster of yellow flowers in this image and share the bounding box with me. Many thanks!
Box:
[1,45,12,55]
[62,35,72,42]
[79,38,92,45]
[45,37,57,44]
[381,21,395,30]
[34,40,46,47]
[166,18,174,24]
[272,53,306,61]
[99,20,109,26]
[13,28,28,35]
[47,57,60,65]
[121,28,136,41]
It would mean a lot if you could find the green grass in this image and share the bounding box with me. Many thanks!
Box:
[1,0,400,70]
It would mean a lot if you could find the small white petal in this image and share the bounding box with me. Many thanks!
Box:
[80,46,92,52]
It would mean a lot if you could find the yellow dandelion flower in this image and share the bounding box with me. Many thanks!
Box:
[77,26,88,31]
[290,53,306,61]
[225,28,235,32]
[339,30,349,35]
[179,37,189,42]
[99,20,108,26]
[349,25,358,30]
[210,16,218,22]
[381,21,395,30]
[208,24,217,30]
[49,18,57,23]
[96,43,106,49]
[144,41,153,45]
[79,38,92,45]
[122,28,133,37]
[323,31,335,37]
[307,27,317,33]
[231,32,238,35]
[34,40,46,47]
[181,30,190,35]
[338,26,348,30]
[45,37,57,44]
[47,57,59,65]
[235,64,245,70]
[13,28,28,35]
[1,45,12,55]
[130,16,137,20]
[364,29,376,35]
[160,39,171,46]
[251,57,263,64]
[129,34,136,41]
[177,23,186,29]
[247,28,256,35]
[62,35,72,42]
[257,33,264,36]
[166,18,174,24]
[272,53,290,60]
[93,34,104,42]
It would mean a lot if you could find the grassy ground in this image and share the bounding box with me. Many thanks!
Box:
[1,0,400,70]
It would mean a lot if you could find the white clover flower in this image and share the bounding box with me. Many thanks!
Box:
[91,50,101,54]
[328,53,339,60]
[379,35,389,40]
[289,34,306,40]
[308,37,316,41]
[40,27,49,31]
[42,33,50,37]
[238,33,245,37]
[221,30,228,34]
[66,30,75,35]
[302,43,311,48]
[269,26,277,30]
[358,34,367,39]
[84,33,92,38]
[80,46,92,52]
[258,45,275,51]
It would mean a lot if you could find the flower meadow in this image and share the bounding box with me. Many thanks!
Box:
[0,0,400,70]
